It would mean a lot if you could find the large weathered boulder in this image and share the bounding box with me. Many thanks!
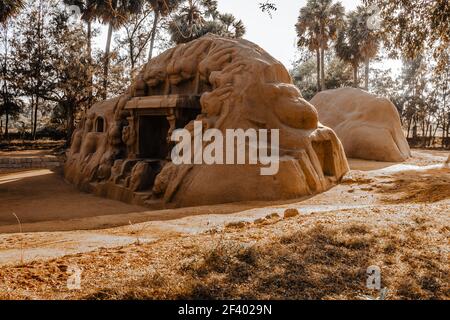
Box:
[65,35,349,208]
[311,87,411,162]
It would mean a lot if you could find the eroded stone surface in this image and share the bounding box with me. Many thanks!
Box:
[311,87,411,162]
[65,35,349,207]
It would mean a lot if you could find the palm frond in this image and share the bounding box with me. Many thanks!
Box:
[0,0,26,24]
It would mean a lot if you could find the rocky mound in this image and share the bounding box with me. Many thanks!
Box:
[65,35,349,208]
[311,87,411,162]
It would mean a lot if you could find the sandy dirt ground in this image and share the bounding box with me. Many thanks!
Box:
[0,150,56,158]
[0,149,448,299]
[0,169,147,231]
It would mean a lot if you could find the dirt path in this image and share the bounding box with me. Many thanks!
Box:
[1,198,448,300]
[0,149,448,299]
[0,149,448,267]
[0,169,147,231]
[0,150,56,158]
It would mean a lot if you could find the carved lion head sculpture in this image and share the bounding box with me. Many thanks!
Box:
[65,35,349,207]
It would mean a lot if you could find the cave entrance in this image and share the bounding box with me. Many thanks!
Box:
[312,140,335,177]
[138,116,170,159]
[126,95,202,161]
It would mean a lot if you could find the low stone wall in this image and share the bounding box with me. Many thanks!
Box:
[0,156,62,169]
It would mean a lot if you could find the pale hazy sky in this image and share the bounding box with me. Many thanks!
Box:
[216,0,359,67]
[95,0,400,73]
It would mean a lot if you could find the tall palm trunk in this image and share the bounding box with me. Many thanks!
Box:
[148,10,160,60]
[407,118,412,139]
[102,23,113,100]
[320,46,325,91]
[316,48,321,92]
[130,41,136,79]
[87,21,92,60]
[33,0,43,140]
[353,64,358,88]
[2,23,8,139]
[4,109,8,138]
[87,20,93,108]
[364,58,370,90]
[441,120,446,148]
[30,95,34,136]
[33,96,38,140]
[66,101,75,143]
[446,120,449,148]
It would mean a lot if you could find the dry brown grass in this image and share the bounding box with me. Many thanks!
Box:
[78,218,448,300]
[341,172,374,185]
[78,224,373,300]
[376,168,450,204]
[0,203,448,300]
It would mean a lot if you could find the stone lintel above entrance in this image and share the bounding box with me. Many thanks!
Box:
[125,95,202,111]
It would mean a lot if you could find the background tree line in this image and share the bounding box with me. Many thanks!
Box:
[0,0,448,149]
[0,0,245,142]
[293,0,449,148]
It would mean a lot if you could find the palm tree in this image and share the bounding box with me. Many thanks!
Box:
[62,1,99,59]
[147,0,180,60]
[357,6,379,90]
[335,26,360,87]
[63,0,99,107]
[0,0,25,24]
[96,0,144,99]
[169,0,207,44]
[335,6,379,89]
[335,11,363,87]
[296,0,345,91]
[0,0,25,138]
[217,13,245,38]
[168,0,244,44]
[296,5,321,92]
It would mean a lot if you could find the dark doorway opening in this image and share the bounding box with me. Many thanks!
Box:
[312,140,335,177]
[139,116,170,159]
[95,117,104,132]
